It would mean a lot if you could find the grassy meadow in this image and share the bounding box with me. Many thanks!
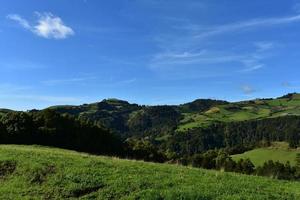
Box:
[232,142,300,167]
[0,145,300,199]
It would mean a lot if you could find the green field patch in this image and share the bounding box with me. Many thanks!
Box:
[232,142,300,167]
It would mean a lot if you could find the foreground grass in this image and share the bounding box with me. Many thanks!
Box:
[0,145,299,199]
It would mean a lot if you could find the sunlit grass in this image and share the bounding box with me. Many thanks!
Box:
[0,145,299,199]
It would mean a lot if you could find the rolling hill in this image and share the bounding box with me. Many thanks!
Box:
[0,93,299,165]
[44,93,300,158]
[47,93,300,135]
[177,93,300,131]
[0,145,299,200]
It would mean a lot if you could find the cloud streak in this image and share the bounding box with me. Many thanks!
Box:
[194,14,300,39]
[7,12,74,39]
[42,77,96,86]
[149,14,300,78]
[282,81,300,89]
[7,14,31,29]
[150,42,269,73]
[150,13,297,78]
[150,50,243,69]
[241,85,256,94]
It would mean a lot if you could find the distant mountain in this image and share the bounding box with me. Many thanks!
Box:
[0,108,14,114]
[49,98,141,136]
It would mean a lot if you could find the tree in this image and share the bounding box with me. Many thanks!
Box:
[296,153,300,168]
[296,154,300,178]
[235,159,254,175]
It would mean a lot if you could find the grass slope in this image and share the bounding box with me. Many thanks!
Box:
[0,145,300,199]
[177,94,300,131]
[232,142,300,167]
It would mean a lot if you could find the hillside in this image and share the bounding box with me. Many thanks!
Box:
[47,93,300,134]
[177,93,300,131]
[43,93,300,158]
[0,93,296,164]
[0,145,299,200]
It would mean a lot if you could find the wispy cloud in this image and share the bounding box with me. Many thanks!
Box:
[7,12,74,39]
[0,60,46,70]
[42,77,96,86]
[241,85,256,94]
[194,14,300,39]
[116,78,137,85]
[6,14,31,29]
[151,43,269,73]
[254,42,274,52]
[150,50,243,69]
[282,81,300,89]
[0,83,32,93]
[153,50,207,60]
[239,64,264,73]
[150,13,295,78]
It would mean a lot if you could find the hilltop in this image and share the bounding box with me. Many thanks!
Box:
[0,145,299,200]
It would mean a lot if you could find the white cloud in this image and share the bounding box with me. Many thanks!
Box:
[34,13,74,39]
[7,12,74,39]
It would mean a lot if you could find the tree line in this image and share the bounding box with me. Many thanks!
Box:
[179,150,300,181]
[0,109,166,162]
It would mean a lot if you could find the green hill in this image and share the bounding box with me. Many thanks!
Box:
[45,93,300,135]
[177,93,300,131]
[0,145,299,200]
[232,142,300,167]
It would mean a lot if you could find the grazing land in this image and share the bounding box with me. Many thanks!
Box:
[0,145,299,200]
[232,142,300,166]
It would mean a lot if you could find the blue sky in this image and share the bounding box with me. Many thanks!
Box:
[0,0,300,110]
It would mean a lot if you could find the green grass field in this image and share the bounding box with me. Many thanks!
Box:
[232,142,300,167]
[0,145,300,199]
